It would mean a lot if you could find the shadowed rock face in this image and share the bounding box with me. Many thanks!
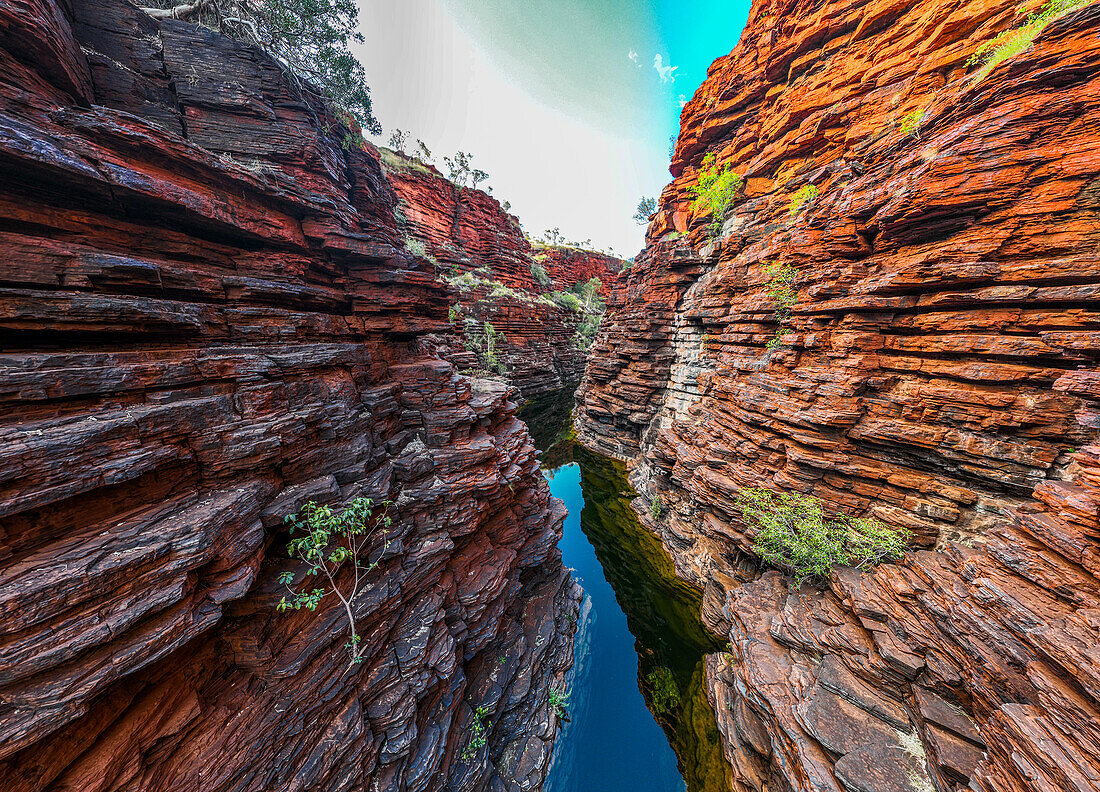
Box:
[0,1,582,789]
[383,153,624,400]
[576,1,1100,790]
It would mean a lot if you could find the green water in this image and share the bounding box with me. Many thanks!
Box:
[521,395,731,792]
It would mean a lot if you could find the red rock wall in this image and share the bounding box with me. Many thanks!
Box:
[576,1,1100,790]
[0,2,581,790]
[535,246,622,298]
[385,156,625,399]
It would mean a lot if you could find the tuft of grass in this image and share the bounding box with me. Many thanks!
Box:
[788,184,819,216]
[967,0,1092,79]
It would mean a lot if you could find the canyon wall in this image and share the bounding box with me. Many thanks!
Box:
[0,1,581,790]
[383,153,623,400]
[576,1,1100,791]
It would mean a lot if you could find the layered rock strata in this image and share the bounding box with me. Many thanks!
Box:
[384,154,623,399]
[0,1,580,790]
[576,1,1100,791]
[535,245,621,300]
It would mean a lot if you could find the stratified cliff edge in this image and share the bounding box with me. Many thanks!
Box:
[576,1,1100,790]
[384,152,623,400]
[0,1,580,790]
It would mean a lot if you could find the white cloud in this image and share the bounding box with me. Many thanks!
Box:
[628,49,640,66]
[356,0,665,256]
[678,94,687,108]
[653,53,678,83]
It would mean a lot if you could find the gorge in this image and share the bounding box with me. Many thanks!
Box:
[1,0,1099,791]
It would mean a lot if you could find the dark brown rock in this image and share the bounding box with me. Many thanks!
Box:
[0,1,581,790]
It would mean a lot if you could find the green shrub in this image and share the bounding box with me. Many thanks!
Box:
[649,494,664,521]
[788,184,819,216]
[967,0,1090,79]
[530,260,551,287]
[899,107,927,137]
[550,291,583,312]
[462,705,492,762]
[738,488,909,587]
[573,313,602,350]
[277,497,393,666]
[762,261,798,352]
[405,235,427,258]
[548,686,570,718]
[687,153,743,237]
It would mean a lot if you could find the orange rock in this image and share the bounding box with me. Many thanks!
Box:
[577,1,1100,790]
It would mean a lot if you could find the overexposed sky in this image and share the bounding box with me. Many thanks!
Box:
[355,0,750,257]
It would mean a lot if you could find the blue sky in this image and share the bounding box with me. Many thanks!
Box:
[356,1,750,256]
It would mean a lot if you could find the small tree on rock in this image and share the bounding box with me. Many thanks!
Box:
[634,196,657,224]
[277,497,393,667]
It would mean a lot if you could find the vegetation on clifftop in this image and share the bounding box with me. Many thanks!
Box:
[141,0,381,137]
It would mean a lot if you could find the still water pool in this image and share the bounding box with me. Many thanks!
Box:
[522,398,730,792]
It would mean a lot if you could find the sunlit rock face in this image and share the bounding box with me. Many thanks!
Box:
[576,1,1100,790]
[383,155,624,400]
[0,1,582,790]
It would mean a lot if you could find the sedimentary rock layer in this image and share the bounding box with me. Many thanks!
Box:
[385,154,622,399]
[0,1,580,790]
[576,1,1100,790]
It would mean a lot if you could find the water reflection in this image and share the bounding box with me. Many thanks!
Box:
[521,396,731,792]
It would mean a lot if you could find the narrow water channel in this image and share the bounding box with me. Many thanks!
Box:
[520,395,731,792]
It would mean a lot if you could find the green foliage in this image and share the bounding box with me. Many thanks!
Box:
[966,0,1090,78]
[404,235,427,259]
[530,261,551,287]
[573,313,602,350]
[145,0,381,137]
[277,497,393,666]
[788,184,819,216]
[462,705,492,762]
[646,666,681,717]
[415,139,433,163]
[687,153,743,237]
[448,304,461,325]
[634,196,658,225]
[899,107,927,137]
[547,686,570,718]
[649,494,664,521]
[737,488,909,587]
[549,291,583,312]
[540,227,566,246]
[762,261,798,352]
[461,320,507,375]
